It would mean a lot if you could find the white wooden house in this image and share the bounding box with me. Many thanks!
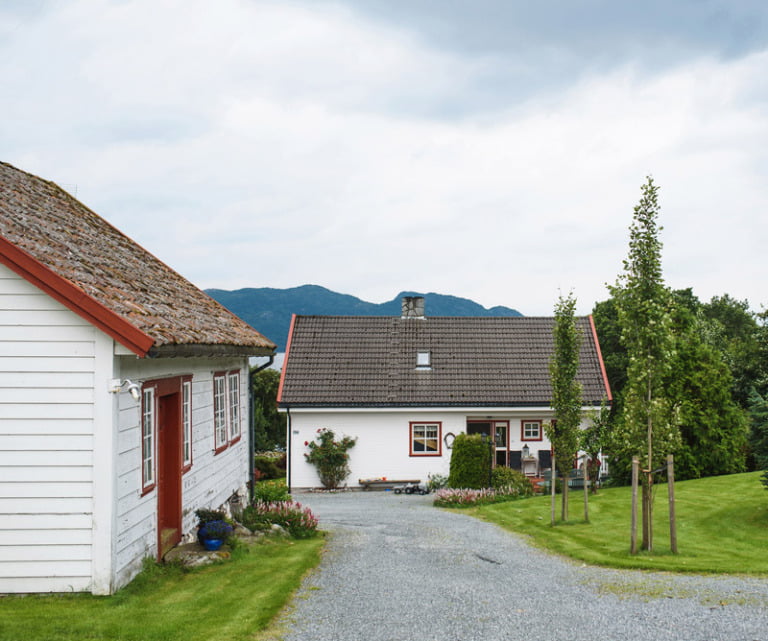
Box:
[0,161,275,594]
[278,297,611,489]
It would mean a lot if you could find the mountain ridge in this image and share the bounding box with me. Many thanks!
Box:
[205,284,522,352]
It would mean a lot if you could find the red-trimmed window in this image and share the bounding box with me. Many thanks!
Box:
[213,373,228,452]
[410,422,442,456]
[228,371,241,442]
[141,387,156,493]
[213,369,243,454]
[182,379,193,470]
[521,420,543,441]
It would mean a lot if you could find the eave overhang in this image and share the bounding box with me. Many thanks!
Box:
[0,234,155,357]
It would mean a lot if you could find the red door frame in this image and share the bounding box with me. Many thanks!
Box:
[154,376,184,560]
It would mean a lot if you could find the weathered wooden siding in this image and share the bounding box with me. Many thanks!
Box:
[0,264,98,593]
[113,357,250,589]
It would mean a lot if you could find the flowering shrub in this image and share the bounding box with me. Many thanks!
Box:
[199,519,234,541]
[242,500,320,538]
[433,485,531,508]
[304,428,357,489]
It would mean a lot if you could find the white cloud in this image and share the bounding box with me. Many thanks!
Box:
[1,1,767,316]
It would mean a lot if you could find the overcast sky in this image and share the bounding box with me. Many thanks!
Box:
[2,0,767,316]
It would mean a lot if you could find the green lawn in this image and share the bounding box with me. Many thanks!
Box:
[473,471,768,574]
[0,537,323,641]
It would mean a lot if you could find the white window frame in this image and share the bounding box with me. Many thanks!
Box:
[410,422,442,456]
[213,373,228,452]
[522,420,542,441]
[182,380,192,468]
[141,387,156,492]
[228,371,241,442]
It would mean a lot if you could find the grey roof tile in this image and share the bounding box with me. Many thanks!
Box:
[279,316,611,407]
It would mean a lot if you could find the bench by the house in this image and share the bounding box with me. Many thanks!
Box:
[358,478,421,491]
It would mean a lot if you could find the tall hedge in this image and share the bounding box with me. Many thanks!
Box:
[448,433,492,489]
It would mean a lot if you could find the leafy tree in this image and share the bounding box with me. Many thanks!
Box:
[666,291,748,479]
[594,290,753,481]
[700,294,762,406]
[748,390,768,487]
[251,368,286,451]
[581,399,610,493]
[546,291,582,521]
[609,176,678,552]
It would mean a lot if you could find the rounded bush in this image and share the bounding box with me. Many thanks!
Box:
[448,434,492,489]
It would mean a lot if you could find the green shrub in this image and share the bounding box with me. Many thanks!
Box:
[239,505,273,532]
[447,433,492,489]
[490,467,534,497]
[254,455,281,481]
[252,478,291,503]
[427,473,448,492]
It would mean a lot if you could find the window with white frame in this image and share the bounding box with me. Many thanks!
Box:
[410,422,442,456]
[228,372,241,441]
[213,373,228,451]
[213,370,243,453]
[141,387,155,491]
[182,380,192,468]
[521,420,542,441]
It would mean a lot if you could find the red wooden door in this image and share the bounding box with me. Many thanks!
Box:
[157,390,182,559]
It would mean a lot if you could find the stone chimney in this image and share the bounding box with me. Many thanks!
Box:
[401,296,425,319]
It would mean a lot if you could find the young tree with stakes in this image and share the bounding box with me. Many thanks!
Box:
[546,291,583,523]
[609,176,679,552]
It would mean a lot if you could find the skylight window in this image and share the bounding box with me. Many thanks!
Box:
[416,351,431,369]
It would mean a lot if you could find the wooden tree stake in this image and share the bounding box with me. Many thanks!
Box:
[630,456,639,555]
[668,454,678,554]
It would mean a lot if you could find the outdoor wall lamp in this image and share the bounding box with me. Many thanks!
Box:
[522,444,530,459]
[109,378,141,401]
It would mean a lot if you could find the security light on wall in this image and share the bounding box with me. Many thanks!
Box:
[109,378,141,401]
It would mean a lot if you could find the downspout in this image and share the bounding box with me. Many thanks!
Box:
[249,354,275,496]
[285,407,292,493]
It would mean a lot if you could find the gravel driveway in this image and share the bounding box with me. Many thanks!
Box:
[280,492,768,641]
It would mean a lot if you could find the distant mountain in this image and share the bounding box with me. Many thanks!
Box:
[205,284,522,352]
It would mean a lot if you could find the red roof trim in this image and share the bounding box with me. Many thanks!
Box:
[277,314,297,404]
[0,235,155,356]
[588,314,612,402]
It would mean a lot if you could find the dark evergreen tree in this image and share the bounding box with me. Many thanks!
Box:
[251,368,287,451]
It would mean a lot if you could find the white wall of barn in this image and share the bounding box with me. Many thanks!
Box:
[114,355,251,592]
[0,262,253,594]
[286,408,595,490]
[0,263,107,593]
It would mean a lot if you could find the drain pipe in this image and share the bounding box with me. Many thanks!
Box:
[249,355,275,497]
[285,407,292,493]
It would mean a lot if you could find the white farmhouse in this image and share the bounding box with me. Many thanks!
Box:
[0,161,275,594]
[279,297,611,489]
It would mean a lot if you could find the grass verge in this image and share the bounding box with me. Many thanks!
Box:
[471,471,768,574]
[0,537,323,641]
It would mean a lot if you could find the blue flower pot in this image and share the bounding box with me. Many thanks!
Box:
[202,538,224,551]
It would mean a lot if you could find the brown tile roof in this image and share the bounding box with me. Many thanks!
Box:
[279,315,611,407]
[0,161,275,357]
